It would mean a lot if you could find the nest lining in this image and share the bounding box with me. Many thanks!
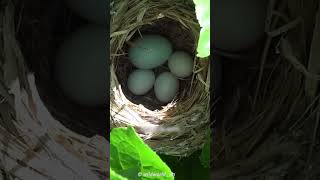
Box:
[110,0,210,156]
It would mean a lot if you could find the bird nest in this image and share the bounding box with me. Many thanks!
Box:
[0,0,108,179]
[110,0,210,156]
[212,0,320,179]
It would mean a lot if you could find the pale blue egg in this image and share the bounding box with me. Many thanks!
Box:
[127,69,155,95]
[213,0,267,52]
[129,35,173,69]
[168,51,193,78]
[154,72,179,103]
[55,25,108,107]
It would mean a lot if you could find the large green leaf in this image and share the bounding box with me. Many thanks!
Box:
[193,0,210,58]
[110,127,174,180]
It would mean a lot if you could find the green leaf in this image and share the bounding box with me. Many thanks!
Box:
[193,0,210,58]
[110,127,174,180]
[111,168,128,180]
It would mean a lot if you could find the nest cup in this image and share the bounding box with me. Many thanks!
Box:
[110,0,210,156]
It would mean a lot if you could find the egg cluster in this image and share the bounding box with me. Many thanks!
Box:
[54,1,107,107]
[127,35,194,103]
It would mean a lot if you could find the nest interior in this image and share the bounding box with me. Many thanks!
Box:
[115,18,195,110]
[14,0,108,138]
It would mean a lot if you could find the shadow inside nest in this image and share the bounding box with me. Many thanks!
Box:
[115,18,196,111]
[15,0,109,139]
